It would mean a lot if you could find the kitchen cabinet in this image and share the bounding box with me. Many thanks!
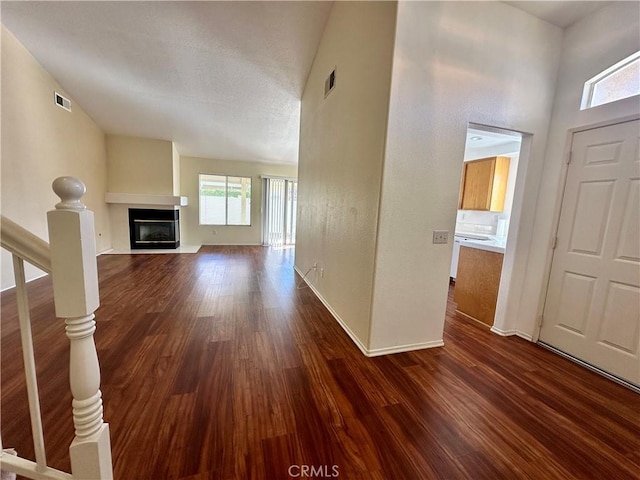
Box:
[453,245,504,327]
[450,234,500,280]
[458,156,510,211]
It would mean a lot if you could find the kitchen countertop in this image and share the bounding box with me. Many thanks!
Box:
[457,235,507,254]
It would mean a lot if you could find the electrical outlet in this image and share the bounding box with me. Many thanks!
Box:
[433,230,449,244]
[320,268,324,278]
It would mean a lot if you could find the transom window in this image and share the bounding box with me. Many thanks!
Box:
[581,51,640,110]
[199,174,252,226]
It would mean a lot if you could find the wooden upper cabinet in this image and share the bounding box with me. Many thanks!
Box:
[458,156,510,211]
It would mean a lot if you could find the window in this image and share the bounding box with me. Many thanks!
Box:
[581,51,640,109]
[199,174,251,225]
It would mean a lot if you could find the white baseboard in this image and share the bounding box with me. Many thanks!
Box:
[366,340,445,357]
[490,326,517,336]
[104,245,200,254]
[516,331,533,342]
[2,244,109,291]
[294,266,445,357]
[202,242,262,246]
[490,325,534,342]
[2,245,111,292]
[0,271,49,292]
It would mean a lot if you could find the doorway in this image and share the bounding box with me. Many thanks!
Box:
[539,119,639,387]
[262,177,298,247]
[450,124,523,328]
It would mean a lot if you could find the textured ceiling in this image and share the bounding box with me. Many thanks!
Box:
[2,1,611,166]
[2,1,332,165]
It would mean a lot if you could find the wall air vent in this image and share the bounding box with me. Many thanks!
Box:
[324,68,336,98]
[54,92,71,112]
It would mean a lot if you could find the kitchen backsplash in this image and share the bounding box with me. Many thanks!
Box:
[455,210,509,237]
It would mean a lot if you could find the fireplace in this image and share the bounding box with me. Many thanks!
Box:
[128,208,180,249]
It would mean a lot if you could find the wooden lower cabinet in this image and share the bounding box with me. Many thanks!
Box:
[453,246,504,327]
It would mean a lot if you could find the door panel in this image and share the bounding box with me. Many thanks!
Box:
[568,180,614,255]
[540,119,640,386]
[584,140,623,165]
[598,282,639,354]
[616,179,640,262]
[555,272,595,335]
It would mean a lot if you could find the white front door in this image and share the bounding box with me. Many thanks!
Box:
[540,119,640,387]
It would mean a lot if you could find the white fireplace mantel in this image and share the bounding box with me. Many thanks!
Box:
[105,192,188,207]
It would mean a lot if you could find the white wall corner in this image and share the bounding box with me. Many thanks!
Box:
[294,265,370,356]
[296,266,446,357]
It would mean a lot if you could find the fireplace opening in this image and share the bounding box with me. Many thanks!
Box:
[128,208,180,249]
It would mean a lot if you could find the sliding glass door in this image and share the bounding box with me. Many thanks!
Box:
[262,177,297,246]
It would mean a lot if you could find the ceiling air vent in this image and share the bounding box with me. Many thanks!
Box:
[324,68,336,98]
[54,92,71,112]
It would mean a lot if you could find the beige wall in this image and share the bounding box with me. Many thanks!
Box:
[180,155,296,246]
[295,1,397,351]
[106,134,174,195]
[1,26,111,290]
[369,1,562,352]
[518,1,640,339]
[105,135,182,251]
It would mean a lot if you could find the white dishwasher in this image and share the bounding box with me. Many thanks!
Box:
[451,237,462,279]
[450,234,490,280]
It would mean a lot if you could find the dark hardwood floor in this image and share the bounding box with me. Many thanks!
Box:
[2,246,639,479]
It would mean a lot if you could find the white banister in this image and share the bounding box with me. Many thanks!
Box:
[47,177,113,480]
[12,255,48,471]
[0,453,72,480]
[0,216,51,273]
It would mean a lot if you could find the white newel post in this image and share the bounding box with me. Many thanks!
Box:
[47,177,113,480]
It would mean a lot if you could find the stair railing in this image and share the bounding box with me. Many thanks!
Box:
[0,177,113,480]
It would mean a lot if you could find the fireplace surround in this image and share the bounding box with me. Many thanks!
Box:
[128,208,180,249]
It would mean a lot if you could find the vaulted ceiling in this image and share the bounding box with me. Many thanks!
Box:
[2,1,332,165]
[1,1,610,166]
